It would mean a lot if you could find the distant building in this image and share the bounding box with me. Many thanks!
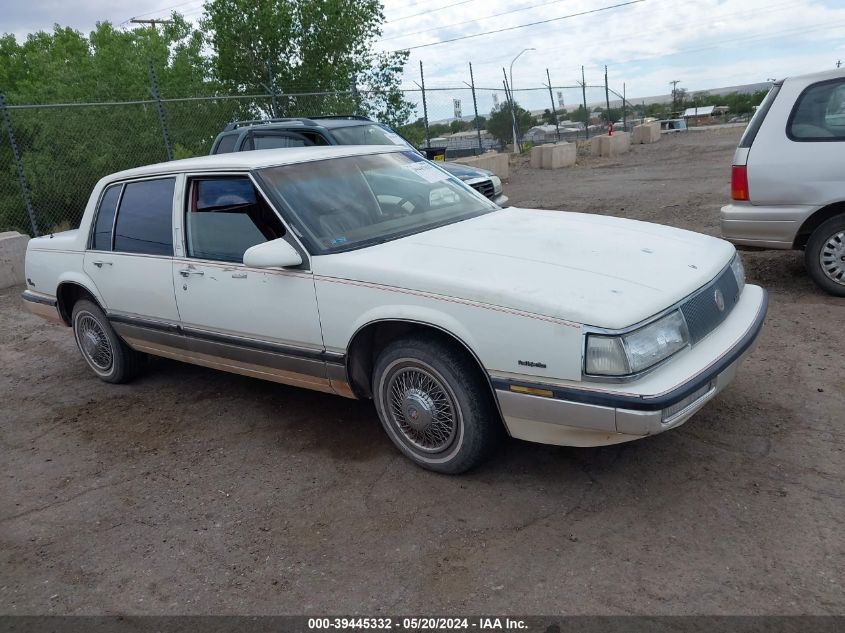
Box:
[682,104,715,125]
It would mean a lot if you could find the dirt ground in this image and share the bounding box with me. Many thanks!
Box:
[1,128,843,616]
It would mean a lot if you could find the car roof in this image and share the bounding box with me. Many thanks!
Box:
[104,145,407,182]
[222,116,379,132]
[784,67,845,85]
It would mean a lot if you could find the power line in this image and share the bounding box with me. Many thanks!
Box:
[386,0,478,24]
[121,0,202,25]
[461,0,799,67]
[379,0,574,43]
[388,0,646,52]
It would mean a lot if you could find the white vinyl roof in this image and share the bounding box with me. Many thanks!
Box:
[106,145,407,181]
[682,105,715,117]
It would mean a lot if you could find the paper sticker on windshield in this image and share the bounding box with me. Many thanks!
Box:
[402,161,449,183]
[383,132,407,146]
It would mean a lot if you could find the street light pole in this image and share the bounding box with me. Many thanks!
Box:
[508,47,535,153]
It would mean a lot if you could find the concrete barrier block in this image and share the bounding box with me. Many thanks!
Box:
[591,133,631,158]
[453,151,509,179]
[633,122,660,144]
[540,142,576,169]
[529,146,544,169]
[0,231,30,290]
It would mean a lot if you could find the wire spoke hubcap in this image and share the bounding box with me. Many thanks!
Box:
[819,230,845,285]
[387,366,457,453]
[76,314,113,371]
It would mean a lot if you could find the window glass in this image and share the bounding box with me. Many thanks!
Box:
[215,134,238,154]
[186,177,286,263]
[789,79,845,140]
[252,134,311,150]
[91,184,121,250]
[330,124,413,148]
[113,178,175,256]
[258,151,496,254]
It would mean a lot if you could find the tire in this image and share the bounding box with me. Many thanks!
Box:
[71,299,145,383]
[805,214,845,297]
[372,335,501,474]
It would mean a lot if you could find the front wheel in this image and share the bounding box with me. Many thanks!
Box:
[805,214,845,297]
[372,336,500,474]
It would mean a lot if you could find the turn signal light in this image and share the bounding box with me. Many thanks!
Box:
[731,165,749,201]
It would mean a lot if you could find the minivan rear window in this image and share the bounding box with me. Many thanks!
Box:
[738,83,781,148]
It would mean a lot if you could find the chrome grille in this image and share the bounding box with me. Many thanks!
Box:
[681,266,740,344]
[469,180,495,200]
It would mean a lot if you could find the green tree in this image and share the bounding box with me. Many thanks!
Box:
[0,18,227,234]
[202,0,412,124]
[487,101,534,145]
[540,109,558,125]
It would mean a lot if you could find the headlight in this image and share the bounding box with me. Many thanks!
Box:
[490,175,503,195]
[585,310,690,376]
[730,253,745,294]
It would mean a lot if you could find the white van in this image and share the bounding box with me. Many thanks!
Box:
[721,68,845,296]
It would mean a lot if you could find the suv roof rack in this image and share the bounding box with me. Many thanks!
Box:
[309,115,374,121]
[223,117,318,132]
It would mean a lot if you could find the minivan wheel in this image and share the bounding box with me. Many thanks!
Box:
[372,336,500,474]
[805,215,845,297]
[71,299,145,383]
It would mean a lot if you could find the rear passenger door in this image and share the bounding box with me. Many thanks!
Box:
[84,176,181,328]
[172,174,332,392]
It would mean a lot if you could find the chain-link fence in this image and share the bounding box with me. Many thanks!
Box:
[1,64,634,237]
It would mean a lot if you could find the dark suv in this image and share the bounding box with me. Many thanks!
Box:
[210,115,507,206]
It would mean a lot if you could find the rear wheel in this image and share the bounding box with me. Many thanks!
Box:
[71,299,145,383]
[372,335,500,474]
[805,214,845,297]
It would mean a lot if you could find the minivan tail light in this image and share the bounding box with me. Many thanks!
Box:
[731,165,749,201]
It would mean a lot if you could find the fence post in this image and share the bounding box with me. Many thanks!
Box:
[469,62,482,153]
[266,60,280,117]
[350,75,362,116]
[502,68,520,153]
[0,93,39,237]
[419,61,430,150]
[148,61,173,161]
[545,68,560,141]
[604,65,611,129]
[623,82,627,131]
[581,66,589,140]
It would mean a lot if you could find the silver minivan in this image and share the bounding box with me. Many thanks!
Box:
[721,68,845,296]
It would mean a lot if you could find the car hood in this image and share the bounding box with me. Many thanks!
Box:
[438,161,492,180]
[313,207,736,329]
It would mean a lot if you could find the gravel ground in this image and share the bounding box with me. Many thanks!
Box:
[1,128,842,615]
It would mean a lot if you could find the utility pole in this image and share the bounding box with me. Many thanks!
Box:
[837,60,842,68]
[669,79,680,113]
[129,18,173,28]
[545,68,560,141]
[580,66,589,140]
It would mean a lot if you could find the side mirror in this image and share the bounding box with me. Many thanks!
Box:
[243,238,303,269]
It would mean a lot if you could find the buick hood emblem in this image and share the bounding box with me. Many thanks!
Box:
[714,288,725,312]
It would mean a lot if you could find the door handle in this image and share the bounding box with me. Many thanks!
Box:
[178,268,204,277]
[92,261,113,268]
[231,273,247,279]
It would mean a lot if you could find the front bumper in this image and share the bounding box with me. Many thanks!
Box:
[493,285,768,447]
[493,193,509,207]
[720,202,816,249]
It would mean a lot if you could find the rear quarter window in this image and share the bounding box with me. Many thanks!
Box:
[90,184,121,250]
[214,134,239,154]
[787,77,845,141]
[738,84,781,148]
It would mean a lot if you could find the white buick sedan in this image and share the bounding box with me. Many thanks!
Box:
[23,146,767,473]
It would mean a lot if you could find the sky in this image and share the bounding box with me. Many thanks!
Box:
[3,0,845,116]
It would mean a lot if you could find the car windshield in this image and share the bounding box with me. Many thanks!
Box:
[330,123,414,149]
[256,151,498,254]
